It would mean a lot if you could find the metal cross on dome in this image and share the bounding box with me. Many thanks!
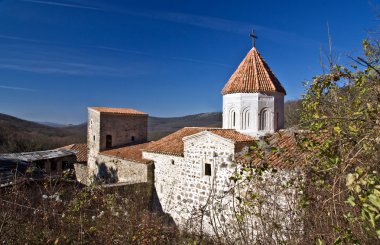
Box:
[250,30,258,47]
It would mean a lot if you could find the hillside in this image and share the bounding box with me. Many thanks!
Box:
[0,112,223,153]
[0,113,86,153]
[148,112,222,140]
[0,101,301,153]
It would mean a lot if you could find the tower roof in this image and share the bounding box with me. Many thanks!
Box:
[221,47,286,95]
[89,107,147,115]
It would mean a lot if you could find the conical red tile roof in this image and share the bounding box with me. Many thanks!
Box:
[222,47,286,95]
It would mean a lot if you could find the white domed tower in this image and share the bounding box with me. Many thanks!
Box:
[222,35,286,137]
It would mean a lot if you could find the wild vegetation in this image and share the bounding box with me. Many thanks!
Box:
[298,37,380,243]
[284,99,302,128]
[0,175,211,244]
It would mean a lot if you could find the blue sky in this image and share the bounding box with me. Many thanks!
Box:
[0,0,377,124]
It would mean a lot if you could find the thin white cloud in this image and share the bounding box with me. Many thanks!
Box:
[94,46,230,67]
[18,0,319,46]
[0,34,45,43]
[0,85,36,92]
[0,58,137,77]
[21,0,100,10]
[93,46,151,56]
[169,56,230,67]
[135,11,320,46]
[79,3,320,46]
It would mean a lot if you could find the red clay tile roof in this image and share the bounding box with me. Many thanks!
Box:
[89,107,147,115]
[207,129,255,142]
[144,128,208,156]
[222,47,286,95]
[144,127,255,156]
[61,143,87,163]
[236,130,311,169]
[100,142,153,164]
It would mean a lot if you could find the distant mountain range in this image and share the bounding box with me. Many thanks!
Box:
[0,100,301,153]
[37,122,74,128]
[148,112,222,140]
[0,112,223,153]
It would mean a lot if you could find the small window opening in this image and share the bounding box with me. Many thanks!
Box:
[171,159,175,165]
[205,163,212,176]
[36,160,44,170]
[106,135,112,149]
[51,161,57,172]
[131,136,135,141]
[62,161,68,170]
[93,135,96,141]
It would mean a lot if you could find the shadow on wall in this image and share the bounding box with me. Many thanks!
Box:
[152,186,164,213]
[93,161,177,227]
[151,185,176,226]
[95,161,118,184]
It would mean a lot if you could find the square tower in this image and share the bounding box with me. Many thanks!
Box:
[87,107,148,180]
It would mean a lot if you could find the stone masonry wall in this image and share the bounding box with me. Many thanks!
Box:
[87,109,101,179]
[94,153,153,184]
[99,114,147,150]
[143,132,302,241]
[143,132,237,230]
[74,163,88,185]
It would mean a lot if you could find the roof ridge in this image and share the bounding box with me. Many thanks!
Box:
[256,50,279,91]
[89,107,147,115]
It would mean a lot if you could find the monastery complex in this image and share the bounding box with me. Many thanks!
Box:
[81,42,301,237]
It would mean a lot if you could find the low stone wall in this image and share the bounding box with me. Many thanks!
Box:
[74,163,88,185]
[91,154,153,185]
[102,182,154,210]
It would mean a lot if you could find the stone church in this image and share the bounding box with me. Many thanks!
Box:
[86,43,295,236]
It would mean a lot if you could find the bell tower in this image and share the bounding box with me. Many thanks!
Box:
[222,32,286,137]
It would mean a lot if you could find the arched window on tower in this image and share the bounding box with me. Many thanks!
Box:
[229,109,236,128]
[259,108,271,131]
[242,108,250,130]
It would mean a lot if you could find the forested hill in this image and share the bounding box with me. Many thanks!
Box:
[0,112,223,152]
[148,112,223,140]
[0,113,86,153]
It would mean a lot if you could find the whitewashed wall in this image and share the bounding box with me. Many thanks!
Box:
[223,92,284,137]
